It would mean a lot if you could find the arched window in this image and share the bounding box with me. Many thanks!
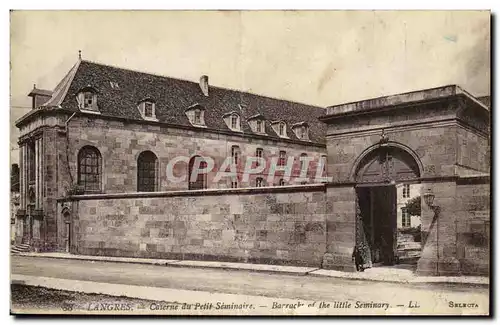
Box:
[77,146,102,192]
[137,151,158,192]
[189,156,207,190]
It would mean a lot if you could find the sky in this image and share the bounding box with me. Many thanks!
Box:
[9,10,490,164]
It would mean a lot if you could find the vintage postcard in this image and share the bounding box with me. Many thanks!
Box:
[9,10,490,316]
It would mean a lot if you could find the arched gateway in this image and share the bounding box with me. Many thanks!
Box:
[352,143,422,269]
[320,85,490,276]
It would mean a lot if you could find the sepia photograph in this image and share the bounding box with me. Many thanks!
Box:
[8,9,491,316]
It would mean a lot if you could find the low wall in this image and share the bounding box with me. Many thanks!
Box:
[66,185,327,267]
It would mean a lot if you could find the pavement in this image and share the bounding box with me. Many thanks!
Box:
[10,255,490,315]
[14,252,489,286]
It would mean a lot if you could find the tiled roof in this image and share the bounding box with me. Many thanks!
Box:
[52,60,326,144]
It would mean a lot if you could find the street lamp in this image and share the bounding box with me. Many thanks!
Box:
[422,187,440,275]
[423,188,435,208]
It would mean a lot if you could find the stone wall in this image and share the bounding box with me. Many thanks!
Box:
[326,125,458,182]
[454,179,490,275]
[456,125,490,174]
[65,116,326,194]
[322,185,356,271]
[417,177,490,276]
[65,185,327,267]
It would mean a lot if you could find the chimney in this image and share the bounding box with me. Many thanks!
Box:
[199,75,209,97]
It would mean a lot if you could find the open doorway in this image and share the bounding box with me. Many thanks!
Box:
[356,185,397,266]
[355,183,422,269]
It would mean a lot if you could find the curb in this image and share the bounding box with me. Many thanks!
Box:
[13,253,489,287]
[307,271,490,287]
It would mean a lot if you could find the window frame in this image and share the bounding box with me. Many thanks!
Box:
[256,120,263,133]
[231,179,238,189]
[256,177,264,187]
[403,184,410,198]
[194,109,202,124]
[28,141,36,184]
[278,122,286,136]
[138,100,157,120]
[401,207,411,228]
[256,148,263,167]
[144,102,154,118]
[231,145,240,165]
[77,146,102,193]
[137,151,158,192]
[77,88,99,112]
[230,113,240,130]
[188,156,208,190]
[278,150,286,166]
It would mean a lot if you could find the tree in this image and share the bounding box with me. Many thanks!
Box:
[405,195,421,216]
[11,164,20,193]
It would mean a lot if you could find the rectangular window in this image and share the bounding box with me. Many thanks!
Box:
[144,102,154,117]
[231,115,239,129]
[279,179,285,186]
[278,151,286,166]
[402,208,411,228]
[256,148,263,166]
[194,110,201,124]
[256,120,263,133]
[28,141,35,183]
[231,179,238,188]
[403,184,410,198]
[299,153,307,171]
[83,92,94,109]
[256,177,263,187]
[279,123,285,136]
[231,146,240,165]
[297,127,303,139]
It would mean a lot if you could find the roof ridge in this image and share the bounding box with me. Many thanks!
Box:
[42,59,82,108]
[81,59,325,110]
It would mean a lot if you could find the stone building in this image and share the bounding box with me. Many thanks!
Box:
[14,58,490,276]
[14,58,327,251]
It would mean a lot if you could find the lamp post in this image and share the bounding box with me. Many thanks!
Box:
[423,188,440,275]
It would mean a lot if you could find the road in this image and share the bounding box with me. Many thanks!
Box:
[11,256,490,315]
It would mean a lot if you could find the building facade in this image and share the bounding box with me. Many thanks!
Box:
[15,59,490,276]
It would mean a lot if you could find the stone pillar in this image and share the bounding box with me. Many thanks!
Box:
[322,185,357,271]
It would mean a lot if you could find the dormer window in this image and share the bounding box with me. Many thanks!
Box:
[185,104,206,127]
[248,113,267,135]
[271,121,288,138]
[292,122,310,141]
[138,99,157,121]
[223,112,242,132]
[77,87,98,112]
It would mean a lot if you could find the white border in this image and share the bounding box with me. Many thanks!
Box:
[2,2,497,324]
